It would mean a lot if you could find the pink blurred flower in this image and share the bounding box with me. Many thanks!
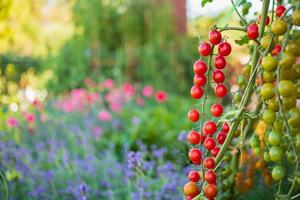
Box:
[25,113,35,123]
[142,85,154,97]
[123,83,135,95]
[297,99,300,108]
[7,117,19,128]
[155,91,167,103]
[87,92,99,103]
[97,110,112,121]
[93,126,103,138]
[103,79,114,89]
[110,102,122,112]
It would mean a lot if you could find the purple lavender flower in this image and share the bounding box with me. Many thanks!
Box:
[177,130,187,141]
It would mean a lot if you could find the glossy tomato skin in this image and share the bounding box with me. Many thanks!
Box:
[205,170,217,184]
[188,171,201,182]
[215,84,227,98]
[204,137,216,150]
[209,30,222,45]
[187,131,201,144]
[271,44,282,56]
[193,60,208,74]
[191,85,204,99]
[212,70,225,83]
[218,42,231,56]
[276,5,286,17]
[204,121,217,136]
[211,146,220,157]
[183,182,198,196]
[217,132,227,144]
[204,157,215,169]
[214,55,226,69]
[188,109,200,122]
[194,74,207,86]
[211,103,223,117]
[204,184,218,199]
[189,148,202,165]
[199,42,212,56]
[247,23,259,39]
[222,122,230,133]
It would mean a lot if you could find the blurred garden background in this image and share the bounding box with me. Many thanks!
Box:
[0,0,267,199]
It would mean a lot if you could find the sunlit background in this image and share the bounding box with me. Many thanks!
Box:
[0,0,277,199]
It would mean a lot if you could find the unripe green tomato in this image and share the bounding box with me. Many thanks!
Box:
[262,56,278,72]
[242,65,251,78]
[233,92,242,104]
[250,135,260,148]
[296,134,300,151]
[283,95,296,111]
[286,40,300,56]
[261,83,275,99]
[279,52,296,69]
[267,131,281,146]
[267,98,279,112]
[293,64,300,79]
[272,165,285,181]
[271,19,287,35]
[292,10,300,26]
[263,151,271,162]
[278,80,295,97]
[261,35,275,50]
[274,119,283,132]
[288,108,300,128]
[269,146,284,162]
[287,151,296,163]
[263,71,275,83]
[254,147,261,155]
[281,68,297,81]
[262,109,276,124]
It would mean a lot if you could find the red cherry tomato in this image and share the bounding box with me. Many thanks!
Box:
[204,137,216,150]
[209,30,222,45]
[198,42,212,56]
[247,23,259,39]
[188,148,202,165]
[188,171,201,182]
[218,42,231,56]
[211,146,220,157]
[222,122,230,133]
[201,131,207,144]
[214,55,226,69]
[187,131,201,145]
[204,184,218,199]
[188,109,200,122]
[193,60,208,75]
[258,15,270,25]
[191,85,204,99]
[217,132,227,144]
[187,190,200,199]
[194,74,207,86]
[204,157,215,169]
[276,5,286,17]
[271,44,282,56]
[215,84,227,98]
[205,170,217,184]
[212,70,225,83]
[211,103,223,117]
[204,121,217,136]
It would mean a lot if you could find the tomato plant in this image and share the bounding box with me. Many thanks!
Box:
[183,0,300,199]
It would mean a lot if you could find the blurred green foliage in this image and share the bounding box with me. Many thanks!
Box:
[46,0,198,94]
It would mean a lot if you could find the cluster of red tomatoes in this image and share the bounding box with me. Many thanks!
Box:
[184,30,232,200]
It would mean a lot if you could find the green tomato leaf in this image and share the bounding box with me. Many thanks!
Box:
[201,0,213,7]
[234,34,249,46]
